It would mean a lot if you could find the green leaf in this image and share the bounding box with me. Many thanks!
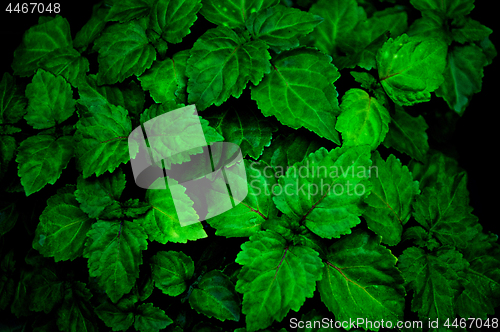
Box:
[148,0,202,44]
[187,26,271,111]
[134,303,173,332]
[403,226,440,250]
[206,160,278,238]
[362,151,419,246]
[12,15,72,77]
[199,0,279,29]
[409,0,474,19]
[38,47,90,88]
[245,4,323,53]
[123,199,151,218]
[251,47,341,144]
[407,14,452,45]
[204,105,276,159]
[435,44,488,116]
[382,105,429,162]
[318,230,405,330]
[75,168,126,219]
[151,251,194,296]
[377,34,447,106]
[412,172,479,249]
[74,102,133,178]
[56,281,98,332]
[29,266,64,313]
[140,177,207,243]
[94,18,156,85]
[73,4,109,51]
[189,270,240,322]
[398,246,467,330]
[235,230,323,332]
[336,88,390,150]
[32,186,93,261]
[478,36,497,65]
[452,17,492,44]
[83,220,148,303]
[16,135,74,196]
[455,256,500,319]
[0,201,19,237]
[24,69,76,129]
[273,145,372,239]
[95,300,134,331]
[105,0,154,23]
[308,0,363,57]
[0,72,27,125]
[409,150,461,191]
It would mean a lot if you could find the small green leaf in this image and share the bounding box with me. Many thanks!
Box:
[245,4,323,53]
[452,17,492,44]
[189,270,240,322]
[74,103,133,178]
[151,251,194,296]
[105,0,154,23]
[336,88,390,150]
[435,44,488,116]
[56,281,98,332]
[318,230,405,330]
[73,4,109,51]
[84,220,148,303]
[16,135,74,196]
[32,186,93,261]
[200,0,279,29]
[410,0,474,19]
[95,300,134,331]
[94,18,156,85]
[134,303,173,332]
[138,57,184,104]
[407,14,452,44]
[377,34,447,106]
[38,47,89,88]
[362,151,420,246]
[29,266,64,313]
[12,15,72,77]
[251,47,341,144]
[24,69,76,129]
[187,26,271,111]
[383,105,429,162]
[0,72,27,125]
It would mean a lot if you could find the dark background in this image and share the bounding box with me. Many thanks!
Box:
[0,1,497,330]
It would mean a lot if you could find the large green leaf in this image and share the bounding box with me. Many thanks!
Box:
[151,251,194,296]
[24,69,76,130]
[377,34,447,106]
[134,303,173,332]
[412,172,479,249]
[199,0,279,29]
[12,15,72,77]
[435,44,488,116]
[16,135,74,196]
[251,47,341,144]
[32,186,93,261]
[186,26,271,111]
[204,104,276,159]
[83,220,148,303]
[382,105,429,162]
[74,168,126,219]
[189,270,240,322]
[318,230,405,330]
[409,0,475,19]
[362,151,419,246]
[74,103,133,178]
[273,145,372,239]
[455,256,500,319]
[0,73,27,125]
[398,246,467,331]
[336,88,390,150]
[148,0,202,44]
[94,18,156,85]
[38,47,89,88]
[206,160,278,238]
[308,0,363,57]
[105,0,154,23]
[235,230,323,332]
[140,177,207,243]
[245,4,323,53]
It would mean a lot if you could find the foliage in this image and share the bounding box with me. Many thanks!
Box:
[0,0,497,331]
